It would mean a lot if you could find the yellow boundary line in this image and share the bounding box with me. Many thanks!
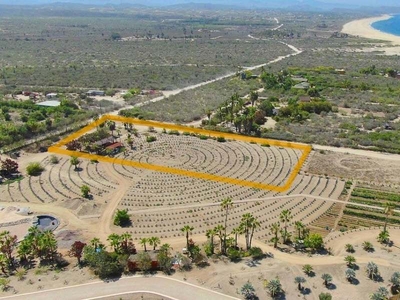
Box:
[49,115,312,192]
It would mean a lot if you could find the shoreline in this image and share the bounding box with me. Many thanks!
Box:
[342,14,400,45]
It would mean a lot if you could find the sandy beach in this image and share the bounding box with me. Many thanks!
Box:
[342,14,400,45]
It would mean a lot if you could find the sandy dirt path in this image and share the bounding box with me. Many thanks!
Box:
[0,276,240,300]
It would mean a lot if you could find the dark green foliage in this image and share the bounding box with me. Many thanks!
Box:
[113,209,130,227]
[146,136,157,143]
[83,246,123,279]
[216,136,226,142]
[26,162,44,176]
[249,247,264,260]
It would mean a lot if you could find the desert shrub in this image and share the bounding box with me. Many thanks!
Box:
[50,155,59,164]
[216,136,226,142]
[26,162,44,176]
[168,130,180,135]
[199,135,208,140]
[146,136,157,143]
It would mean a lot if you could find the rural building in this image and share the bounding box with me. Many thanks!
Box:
[335,68,346,75]
[36,100,61,107]
[46,93,58,99]
[105,142,124,155]
[299,95,311,103]
[127,251,159,271]
[293,82,310,90]
[94,136,115,147]
[86,90,105,96]
[292,76,308,82]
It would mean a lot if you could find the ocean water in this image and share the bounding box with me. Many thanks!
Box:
[372,14,400,37]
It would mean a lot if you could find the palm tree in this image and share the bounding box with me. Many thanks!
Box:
[345,244,354,253]
[383,202,395,233]
[362,241,374,252]
[214,224,225,253]
[206,228,217,255]
[294,276,306,290]
[120,233,133,253]
[180,225,194,251]
[377,230,390,244]
[249,90,258,107]
[279,209,292,244]
[345,268,356,282]
[90,237,101,249]
[389,272,400,294]
[344,255,356,268]
[240,213,260,250]
[370,287,389,300]
[265,278,283,297]
[70,156,80,171]
[148,236,160,251]
[302,264,313,276]
[231,227,242,249]
[139,237,148,252]
[107,233,121,253]
[366,262,379,280]
[240,281,256,300]
[295,221,305,240]
[321,273,332,287]
[221,197,233,254]
[270,222,280,248]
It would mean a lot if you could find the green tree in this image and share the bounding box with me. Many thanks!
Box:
[83,245,123,279]
[383,202,395,232]
[70,156,80,171]
[206,228,217,255]
[259,100,274,117]
[157,244,172,274]
[279,209,292,244]
[107,233,122,253]
[221,197,233,254]
[81,185,90,198]
[294,221,305,240]
[270,222,280,248]
[321,273,332,287]
[139,238,148,252]
[303,264,314,276]
[249,90,258,107]
[265,278,283,297]
[113,209,130,227]
[294,276,306,290]
[304,233,324,252]
[231,227,242,249]
[362,241,374,252]
[377,230,390,244]
[214,224,225,253]
[240,213,260,250]
[345,244,354,253]
[344,255,356,268]
[180,225,194,251]
[148,236,160,251]
[136,251,152,272]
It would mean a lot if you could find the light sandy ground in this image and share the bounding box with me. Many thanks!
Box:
[342,15,400,45]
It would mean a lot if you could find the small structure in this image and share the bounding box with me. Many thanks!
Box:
[292,76,308,83]
[94,136,115,147]
[86,90,105,96]
[33,215,59,231]
[384,123,393,130]
[396,72,400,79]
[105,142,124,155]
[293,82,310,90]
[127,251,159,271]
[335,68,346,75]
[36,100,61,107]
[46,93,58,99]
[299,95,311,103]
